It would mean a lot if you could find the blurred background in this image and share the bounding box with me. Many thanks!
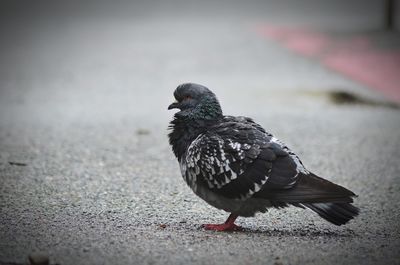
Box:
[0,1,399,265]
[1,0,399,128]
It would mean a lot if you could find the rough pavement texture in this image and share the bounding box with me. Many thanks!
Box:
[1,1,399,265]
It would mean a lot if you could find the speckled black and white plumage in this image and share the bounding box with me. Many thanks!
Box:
[168,83,359,229]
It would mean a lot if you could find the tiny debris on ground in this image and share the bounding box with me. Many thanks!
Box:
[28,253,49,265]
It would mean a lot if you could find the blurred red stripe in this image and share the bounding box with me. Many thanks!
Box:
[257,25,400,102]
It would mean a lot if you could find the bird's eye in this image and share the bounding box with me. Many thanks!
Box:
[183,95,192,100]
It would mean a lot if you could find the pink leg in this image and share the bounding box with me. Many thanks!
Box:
[202,213,242,231]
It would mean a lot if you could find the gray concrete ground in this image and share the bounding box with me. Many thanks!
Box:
[0,1,399,264]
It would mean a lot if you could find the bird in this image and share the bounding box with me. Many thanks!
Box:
[168,83,359,231]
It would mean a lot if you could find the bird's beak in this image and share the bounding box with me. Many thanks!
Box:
[168,101,180,110]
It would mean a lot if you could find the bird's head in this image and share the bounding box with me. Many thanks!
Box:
[168,83,222,120]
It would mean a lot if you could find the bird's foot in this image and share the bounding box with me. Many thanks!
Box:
[201,223,243,232]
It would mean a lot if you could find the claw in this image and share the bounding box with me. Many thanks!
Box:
[202,223,243,231]
[201,213,242,232]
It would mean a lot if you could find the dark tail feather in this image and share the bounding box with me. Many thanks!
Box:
[261,173,357,203]
[258,172,360,225]
[302,202,359,226]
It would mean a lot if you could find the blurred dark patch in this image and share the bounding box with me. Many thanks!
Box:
[136,128,151,135]
[328,90,400,109]
[329,91,366,104]
[301,90,400,109]
[8,161,27,166]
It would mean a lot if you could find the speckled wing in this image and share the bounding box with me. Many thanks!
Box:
[182,118,307,201]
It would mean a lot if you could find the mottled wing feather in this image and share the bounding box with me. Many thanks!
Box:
[183,117,307,200]
[224,115,267,134]
[185,133,248,190]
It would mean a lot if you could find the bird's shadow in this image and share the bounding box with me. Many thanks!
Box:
[166,223,357,238]
[238,227,357,238]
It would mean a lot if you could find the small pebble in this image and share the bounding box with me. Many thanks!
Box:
[28,253,49,265]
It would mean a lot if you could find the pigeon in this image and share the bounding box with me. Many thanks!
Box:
[168,83,359,231]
